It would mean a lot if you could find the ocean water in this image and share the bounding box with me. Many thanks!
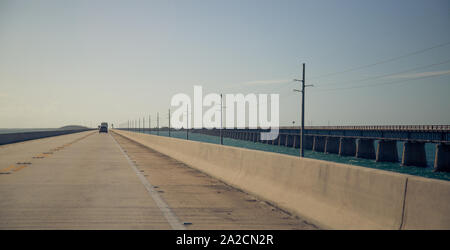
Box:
[0,128,57,134]
[134,129,450,181]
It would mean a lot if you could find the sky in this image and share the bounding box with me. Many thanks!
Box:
[0,0,449,128]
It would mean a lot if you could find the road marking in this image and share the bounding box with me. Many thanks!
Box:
[0,165,27,174]
[12,165,26,172]
[0,165,16,173]
[110,133,186,230]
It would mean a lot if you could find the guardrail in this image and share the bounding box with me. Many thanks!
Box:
[280,125,450,131]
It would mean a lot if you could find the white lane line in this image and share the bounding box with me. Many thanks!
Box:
[110,134,186,230]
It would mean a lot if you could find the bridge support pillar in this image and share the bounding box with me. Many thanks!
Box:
[302,135,314,150]
[356,139,375,159]
[313,136,326,152]
[434,143,450,172]
[278,135,285,146]
[292,135,299,148]
[376,140,398,162]
[402,141,427,167]
[339,138,356,156]
[325,137,340,154]
[286,135,293,147]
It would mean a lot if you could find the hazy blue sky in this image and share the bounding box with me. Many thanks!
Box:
[1,0,449,128]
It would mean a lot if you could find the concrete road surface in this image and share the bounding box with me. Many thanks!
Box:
[0,131,317,229]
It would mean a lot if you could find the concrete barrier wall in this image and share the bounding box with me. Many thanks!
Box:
[401,177,450,229]
[113,130,450,230]
[0,129,92,145]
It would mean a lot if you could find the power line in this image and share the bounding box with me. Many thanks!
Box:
[315,71,450,92]
[310,41,450,79]
[316,58,450,87]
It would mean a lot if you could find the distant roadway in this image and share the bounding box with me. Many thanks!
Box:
[0,130,317,229]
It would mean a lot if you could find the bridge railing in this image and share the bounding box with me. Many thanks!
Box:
[280,125,450,131]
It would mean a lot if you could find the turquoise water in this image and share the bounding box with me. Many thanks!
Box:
[133,129,450,181]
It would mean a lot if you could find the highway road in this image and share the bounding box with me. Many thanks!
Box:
[0,131,317,229]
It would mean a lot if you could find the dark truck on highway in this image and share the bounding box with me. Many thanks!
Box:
[99,122,108,133]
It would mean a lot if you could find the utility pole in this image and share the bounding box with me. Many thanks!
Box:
[301,63,306,157]
[157,112,159,135]
[220,93,223,145]
[186,105,189,140]
[168,109,171,137]
[143,117,145,133]
[294,63,313,157]
[149,115,151,134]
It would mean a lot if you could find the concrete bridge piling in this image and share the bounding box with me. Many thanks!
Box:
[376,140,399,162]
[313,136,326,152]
[434,143,450,172]
[274,136,280,146]
[302,135,314,150]
[356,139,376,159]
[339,138,356,156]
[325,137,340,154]
[402,141,427,167]
[278,134,284,146]
[285,134,293,147]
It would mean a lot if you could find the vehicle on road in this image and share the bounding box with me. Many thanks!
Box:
[99,122,108,133]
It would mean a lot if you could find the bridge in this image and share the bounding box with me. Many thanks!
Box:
[0,128,449,229]
[190,125,450,172]
[0,130,316,229]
